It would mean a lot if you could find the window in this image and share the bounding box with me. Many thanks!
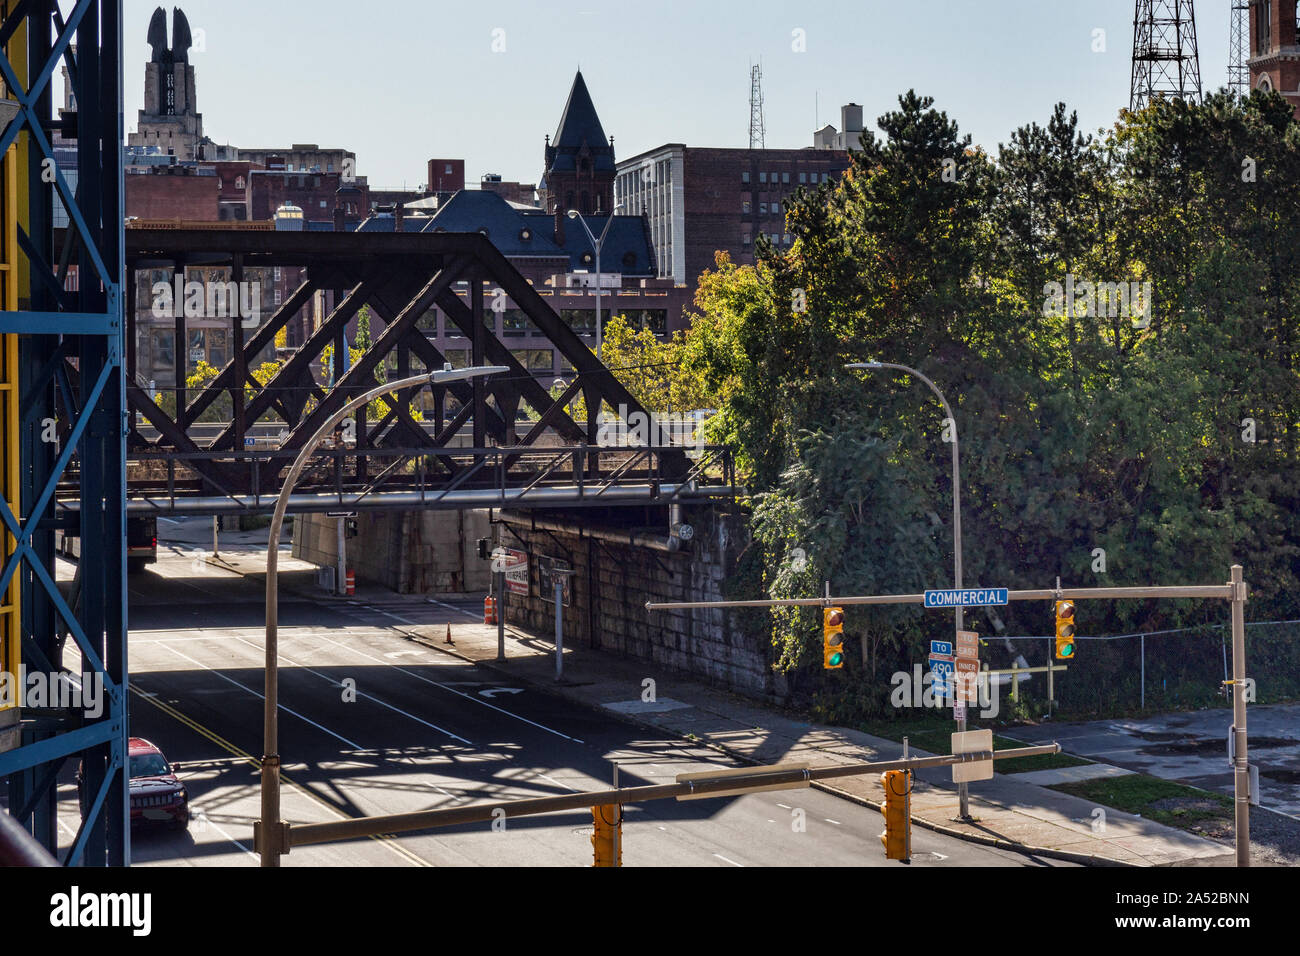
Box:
[783,233,792,245]
[151,330,175,369]
[207,329,227,367]
[502,309,530,337]
[742,233,751,246]
[799,172,807,184]
[445,164,454,174]
[742,200,752,214]
[526,349,554,371]
[782,172,790,184]
[625,309,667,333]
[759,202,768,215]
[741,171,750,184]
[759,172,767,184]
[444,349,469,368]
[561,309,596,333]
[772,201,781,215]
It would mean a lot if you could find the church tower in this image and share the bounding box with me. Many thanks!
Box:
[539,72,615,216]
[128,7,204,160]
[1248,0,1300,116]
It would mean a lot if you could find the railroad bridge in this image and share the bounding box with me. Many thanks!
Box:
[91,228,734,515]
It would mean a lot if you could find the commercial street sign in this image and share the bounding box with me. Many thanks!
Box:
[923,588,1008,609]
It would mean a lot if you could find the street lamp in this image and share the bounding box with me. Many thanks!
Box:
[846,360,973,821]
[567,201,625,360]
[258,362,508,866]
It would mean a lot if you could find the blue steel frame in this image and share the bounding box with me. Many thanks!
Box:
[0,0,127,866]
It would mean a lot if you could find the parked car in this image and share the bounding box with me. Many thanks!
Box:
[77,737,188,830]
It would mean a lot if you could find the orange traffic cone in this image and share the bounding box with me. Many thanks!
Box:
[444,623,454,646]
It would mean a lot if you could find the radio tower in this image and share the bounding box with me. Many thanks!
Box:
[1228,1,1250,94]
[749,62,766,149]
[1130,0,1203,110]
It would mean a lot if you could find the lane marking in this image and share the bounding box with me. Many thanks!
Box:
[130,686,427,867]
[298,631,584,744]
[228,636,472,745]
[824,819,841,826]
[713,853,744,867]
[153,641,366,750]
[424,598,480,620]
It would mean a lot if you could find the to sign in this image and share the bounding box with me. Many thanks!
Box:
[955,630,979,661]
[931,640,953,657]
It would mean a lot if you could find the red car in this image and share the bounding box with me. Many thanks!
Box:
[77,737,189,830]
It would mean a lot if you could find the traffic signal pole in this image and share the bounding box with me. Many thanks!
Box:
[648,565,1253,865]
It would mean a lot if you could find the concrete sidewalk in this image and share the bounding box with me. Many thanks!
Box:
[189,547,1234,867]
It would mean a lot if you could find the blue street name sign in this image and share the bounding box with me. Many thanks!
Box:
[923,588,1009,609]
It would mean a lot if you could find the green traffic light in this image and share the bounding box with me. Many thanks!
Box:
[829,652,843,667]
[1061,643,1074,658]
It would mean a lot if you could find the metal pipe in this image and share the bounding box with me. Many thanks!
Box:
[287,743,1061,848]
[647,583,1237,612]
[260,368,504,867]
[109,484,742,517]
[1230,564,1249,867]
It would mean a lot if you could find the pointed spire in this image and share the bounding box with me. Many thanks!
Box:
[551,71,608,153]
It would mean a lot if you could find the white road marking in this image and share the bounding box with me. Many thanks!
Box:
[824,819,841,826]
[152,641,366,750]
[424,598,480,620]
[192,811,259,861]
[298,631,584,744]
[228,636,472,746]
[776,803,791,809]
[713,853,744,867]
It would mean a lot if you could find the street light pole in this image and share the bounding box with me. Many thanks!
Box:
[567,203,624,360]
[847,361,971,820]
[257,363,507,867]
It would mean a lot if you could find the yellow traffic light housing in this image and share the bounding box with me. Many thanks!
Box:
[1055,600,1076,659]
[591,804,622,867]
[823,606,845,669]
[879,770,911,863]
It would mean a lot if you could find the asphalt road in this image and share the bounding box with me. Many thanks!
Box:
[49,537,1070,868]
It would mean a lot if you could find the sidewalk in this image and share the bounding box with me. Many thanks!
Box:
[189,545,1234,867]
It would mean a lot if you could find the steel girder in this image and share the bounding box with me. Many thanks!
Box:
[119,228,693,509]
[0,0,128,866]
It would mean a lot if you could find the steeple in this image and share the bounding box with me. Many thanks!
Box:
[540,71,616,215]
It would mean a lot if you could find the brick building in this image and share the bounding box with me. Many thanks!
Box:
[615,144,850,292]
[1248,0,1300,115]
[539,72,616,216]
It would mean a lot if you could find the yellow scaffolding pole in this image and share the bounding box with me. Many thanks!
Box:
[1,5,25,719]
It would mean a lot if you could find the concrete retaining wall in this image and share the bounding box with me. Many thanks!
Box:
[293,509,492,595]
[498,510,770,695]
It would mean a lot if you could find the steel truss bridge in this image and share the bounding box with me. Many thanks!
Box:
[89,228,735,515]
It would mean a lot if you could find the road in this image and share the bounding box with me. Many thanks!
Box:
[48,533,1070,868]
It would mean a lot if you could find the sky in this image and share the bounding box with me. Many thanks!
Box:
[113,0,1233,189]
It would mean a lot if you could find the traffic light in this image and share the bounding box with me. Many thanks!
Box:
[823,606,845,669]
[345,518,359,539]
[879,770,911,863]
[591,804,622,867]
[1055,600,1076,659]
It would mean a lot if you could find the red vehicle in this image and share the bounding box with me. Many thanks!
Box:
[77,737,189,830]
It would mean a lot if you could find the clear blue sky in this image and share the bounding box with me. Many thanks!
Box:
[117,0,1232,189]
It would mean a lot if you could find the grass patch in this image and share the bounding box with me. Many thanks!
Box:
[1049,774,1233,835]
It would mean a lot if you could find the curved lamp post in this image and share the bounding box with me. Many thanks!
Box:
[258,362,508,866]
[566,202,624,360]
[846,360,972,821]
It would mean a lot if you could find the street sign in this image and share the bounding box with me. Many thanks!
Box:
[955,630,979,660]
[951,729,993,783]
[923,588,1008,609]
[929,658,954,699]
[930,640,953,657]
[955,659,980,703]
[952,702,966,719]
[503,549,529,595]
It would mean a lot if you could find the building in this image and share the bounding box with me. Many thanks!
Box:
[480,173,537,207]
[538,72,616,216]
[615,145,850,290]
[428,159,466,197]
[813,103,866,151]
[1248,0,1300,115]
[236,144,356,176]
[349,188,688,383]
